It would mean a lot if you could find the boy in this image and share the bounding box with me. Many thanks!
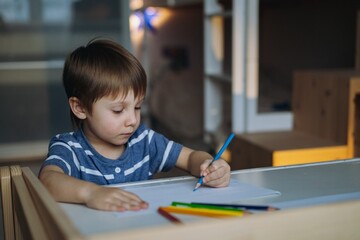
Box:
[39,38,231,212]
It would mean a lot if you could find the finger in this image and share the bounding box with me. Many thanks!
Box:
[139,201,149,209]
[118,202,141,211]
[202,161,223,177]
[98,202,126,212]
[203,168,222,183]
[114,188,148,204]
[105,198,143,211]
[200,159,213,176]
[113,196,143,210]
[203,164,230,185]
[113,192,149,210]
[209,160,230,175]
[200,159,212,171]
[205,173,230,187]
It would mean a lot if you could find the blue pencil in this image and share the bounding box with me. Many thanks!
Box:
[193,132,235,191]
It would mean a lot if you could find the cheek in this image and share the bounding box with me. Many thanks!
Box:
[96,114,122,132]
[102,121,119,133]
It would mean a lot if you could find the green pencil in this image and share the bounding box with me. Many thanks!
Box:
[171,201,245,213]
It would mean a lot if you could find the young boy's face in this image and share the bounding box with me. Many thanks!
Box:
[82,90,143,148]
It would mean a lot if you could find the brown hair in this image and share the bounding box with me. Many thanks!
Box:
[63,38,147,129]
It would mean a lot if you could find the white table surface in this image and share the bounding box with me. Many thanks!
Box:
[60,158,360,236]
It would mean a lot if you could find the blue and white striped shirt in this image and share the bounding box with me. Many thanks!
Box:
[41,124,183,185]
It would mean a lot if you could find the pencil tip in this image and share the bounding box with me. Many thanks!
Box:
[193,183,200,192]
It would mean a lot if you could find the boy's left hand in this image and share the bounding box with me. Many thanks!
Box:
[200,159,231,188]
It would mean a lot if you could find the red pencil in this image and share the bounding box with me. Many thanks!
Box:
[157,207,183,224]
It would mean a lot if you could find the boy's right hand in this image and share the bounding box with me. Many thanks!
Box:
[83,185,149,212]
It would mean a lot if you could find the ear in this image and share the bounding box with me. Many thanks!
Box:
[69,97,87,120]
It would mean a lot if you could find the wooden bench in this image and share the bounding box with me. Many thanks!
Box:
[0,165,83,240]
[230,71,360,169]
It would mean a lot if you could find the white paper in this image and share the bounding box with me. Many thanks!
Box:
[113,179,280,218]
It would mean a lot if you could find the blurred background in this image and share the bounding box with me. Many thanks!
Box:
[0,0,359,173]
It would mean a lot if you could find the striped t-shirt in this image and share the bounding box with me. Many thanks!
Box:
[41,124,183,185]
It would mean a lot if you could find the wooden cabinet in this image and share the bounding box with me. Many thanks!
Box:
[230,70,360,169]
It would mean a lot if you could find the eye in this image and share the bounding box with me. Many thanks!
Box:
[135,103,142,110]
[112,109,123,114]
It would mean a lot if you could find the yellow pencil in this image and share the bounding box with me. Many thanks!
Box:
[160,206,245,218]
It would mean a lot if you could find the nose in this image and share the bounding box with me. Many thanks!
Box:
[126,109,138,126]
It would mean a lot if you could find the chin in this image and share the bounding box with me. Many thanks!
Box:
[112,138,129,146]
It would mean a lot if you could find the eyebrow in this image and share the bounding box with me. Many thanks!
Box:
[110,97,145,106]
[136,98,145,104]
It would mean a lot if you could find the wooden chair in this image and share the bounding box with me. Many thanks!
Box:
[21,167,82,240]
[0,165,83,240]
[230,70,360,169]
[10,165,48,240]
[1,166,14,240]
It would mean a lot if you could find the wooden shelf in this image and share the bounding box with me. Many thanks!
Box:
[206,73,231,83]
[203,0,234,143]
[205,10,232,18]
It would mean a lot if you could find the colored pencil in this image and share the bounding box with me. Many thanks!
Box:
[191,202,279,211]
[171,201,246,213]
[157,207,183,224]
[160,206,245,218]
[193,132,235,191]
